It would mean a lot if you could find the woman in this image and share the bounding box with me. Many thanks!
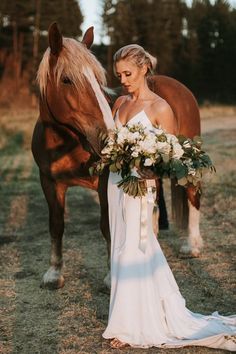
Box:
[102,44,236,350]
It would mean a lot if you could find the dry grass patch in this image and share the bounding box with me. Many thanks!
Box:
[0,107,235,354]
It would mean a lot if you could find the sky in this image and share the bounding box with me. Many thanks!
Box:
[79,0,236,44]
[79,0,104,44]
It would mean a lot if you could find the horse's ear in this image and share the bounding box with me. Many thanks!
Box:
[81,27,94,49]
[48,22,63,56]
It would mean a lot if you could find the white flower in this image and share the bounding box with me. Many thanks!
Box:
[152,127,164,136]
[188,167,196,176]
[183,140,191,148]
[183,158,193,167]
[138,139,157,154]
[101,146,112,155]
[135,132,158,154]
[117,127,130,144]
[172,143,184,159]
[157,141,171,155]
[127,131,141,143]
[166,133,178,144]
[131,151,139,158]
[144,158,154,166]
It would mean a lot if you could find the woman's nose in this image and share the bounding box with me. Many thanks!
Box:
[120,75,126,84]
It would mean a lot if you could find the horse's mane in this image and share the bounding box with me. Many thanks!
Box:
[37,37,107,94]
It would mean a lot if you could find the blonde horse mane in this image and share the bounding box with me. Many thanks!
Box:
[37,37,107,95]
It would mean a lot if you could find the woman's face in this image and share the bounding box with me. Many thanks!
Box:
[115,59,147,93]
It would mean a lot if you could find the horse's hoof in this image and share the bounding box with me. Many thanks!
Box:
[103,271,111,289]
[41,267,65,290]
[180,244,201,258]
[190,248,201,258]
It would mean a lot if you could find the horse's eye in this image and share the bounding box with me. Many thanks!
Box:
[62,77,72,85]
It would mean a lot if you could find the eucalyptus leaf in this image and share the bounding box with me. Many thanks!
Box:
[109,163,118,172]
[134,157,141,168]
[177,176,188,186]
[89,166,94,176]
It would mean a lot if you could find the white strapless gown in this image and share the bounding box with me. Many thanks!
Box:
[102,110,236,350]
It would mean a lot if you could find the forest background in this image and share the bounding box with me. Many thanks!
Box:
[0,2,236,353]
[0,0,236,107]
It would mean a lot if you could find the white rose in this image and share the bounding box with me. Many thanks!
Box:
[172,143,184,159]
[166,133,178,144]
[131,151,139,158]
[153,127,164,136]
[117,127,129,144]
[157,141,171,155]
[138,140,157,154]
[188,167,196,176]
[127,131,141,143]
[144,158,154,166]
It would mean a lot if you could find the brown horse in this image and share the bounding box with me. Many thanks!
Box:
[32,23,201,289]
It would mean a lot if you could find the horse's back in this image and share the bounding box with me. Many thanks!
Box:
[148,75,200,138]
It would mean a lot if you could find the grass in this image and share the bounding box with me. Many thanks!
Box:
[0,107,235,354]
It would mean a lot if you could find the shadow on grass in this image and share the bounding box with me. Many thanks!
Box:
[0,127,234,354]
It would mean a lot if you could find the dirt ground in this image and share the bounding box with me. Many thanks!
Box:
[0,106,235,354]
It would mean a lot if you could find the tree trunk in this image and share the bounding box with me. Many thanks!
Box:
[33,0,41,64]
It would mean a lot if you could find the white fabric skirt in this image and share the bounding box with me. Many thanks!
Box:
[102,172,236,351]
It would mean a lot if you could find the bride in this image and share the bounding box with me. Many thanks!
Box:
[102,44,236,350]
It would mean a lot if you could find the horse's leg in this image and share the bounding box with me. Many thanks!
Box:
[40,172,67,289]
[180,185,203,257]
[152,179,161,236]
[158,179,169,230]
[97,169,111,288]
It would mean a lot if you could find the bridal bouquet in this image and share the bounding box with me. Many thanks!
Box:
[89,123,215,197]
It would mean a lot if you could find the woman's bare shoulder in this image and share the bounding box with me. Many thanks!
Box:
[151,95,173,115]
[113,95,128,109]
[112,95,128,115]
[150,95,176,133]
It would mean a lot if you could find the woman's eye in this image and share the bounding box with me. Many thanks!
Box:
[62,77,72,85]
[126,73,131,77]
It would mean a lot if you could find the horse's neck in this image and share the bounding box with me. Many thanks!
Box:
[39,97,55,123]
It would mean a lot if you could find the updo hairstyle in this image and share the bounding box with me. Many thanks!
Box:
[113,44,157,76]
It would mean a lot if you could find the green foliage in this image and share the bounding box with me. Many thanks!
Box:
[91,122,215,198]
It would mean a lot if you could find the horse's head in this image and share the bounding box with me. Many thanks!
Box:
[37,23,114,155]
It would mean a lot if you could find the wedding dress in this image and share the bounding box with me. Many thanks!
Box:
[102,110,236,350]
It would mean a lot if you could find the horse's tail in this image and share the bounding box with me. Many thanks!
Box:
[171,180,188,229]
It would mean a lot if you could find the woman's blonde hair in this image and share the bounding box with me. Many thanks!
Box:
[113,44,157,75]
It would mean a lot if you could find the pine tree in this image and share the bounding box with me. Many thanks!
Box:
[0,0,83,99]
[185,0,235,102]
[102,0,185,84]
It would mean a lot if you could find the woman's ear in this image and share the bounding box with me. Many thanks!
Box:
[141,64,148,76]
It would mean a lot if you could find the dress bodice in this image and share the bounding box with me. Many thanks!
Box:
[115,109,153,129]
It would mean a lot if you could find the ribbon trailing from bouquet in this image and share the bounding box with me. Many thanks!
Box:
[139,179,157,253]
